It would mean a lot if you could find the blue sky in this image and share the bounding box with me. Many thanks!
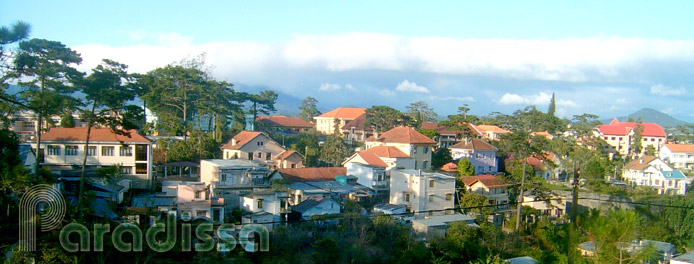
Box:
[2,1,694,122]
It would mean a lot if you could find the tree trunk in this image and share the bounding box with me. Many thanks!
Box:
[78,104,97,221]
[515,160,527,235]
[33,77,45,176]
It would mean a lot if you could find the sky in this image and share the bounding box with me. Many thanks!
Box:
[2,1,694,122]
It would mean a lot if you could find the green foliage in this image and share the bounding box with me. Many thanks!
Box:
[418,128,440,140]
[319,134,349,166]
[59,111,74,127]
[406,101,438,123]
[458,191,493,215]
[585,209,657,263]
[298,96,321,121]
[432,147,452,169]
[289,129,321,166]
[458,158,475,176]
[645,145,656,156]
[364,105,415,132]
[166,130,221,162]
[630,123,644,158]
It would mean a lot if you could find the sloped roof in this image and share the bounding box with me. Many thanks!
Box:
[440,162,458,172]
[341,114,372,131]
[665,143,694,153]
[316,107,366,119]
[624,156,658,171]
[369,126,436,144]
[278,167,347,182]
[525,157,546,170]
[449,138,497,151]
[256,115,313,128]
[475,125,510,133]
[597,120,666,137]
[530,131,554,139]
[461,174,508,188]
[360,146,410,158]
[291,197,333,214]
[41,128,150,143]
[221,131,263,150]
[662,170,687,179]
[354,152,388,167]
[276,149,303,160]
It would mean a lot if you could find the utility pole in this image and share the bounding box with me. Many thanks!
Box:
[571,161,579,228]
[514,160,527,236]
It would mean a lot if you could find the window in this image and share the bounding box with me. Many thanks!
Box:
[135,145,147,161]
[488,199,494,205]
[413,147,418,154]
[429,195,435,202]
[404,193,410,202]
[266,152,272,161]
[195,191,202,199]
[221,174,227,182]
[120,167,132,174]
[429,180,435,188]
[446,193,452,201]
[655,180,660,186]
[424,147,428,154]
[196,210,207,217]
[611,137,615,140]
[291,164,296,168]
[120,146,132,156]
[65,145,78,156]
[135,163,147,174]
[248,152,253,160]
[256,152,262,158]
[423,161,428,169]
[47,145,61,155]
[414,161,418,169]
[102,146,114,156]
[257,141,264,146]
[86,146,97,156]
[257,199,264,209]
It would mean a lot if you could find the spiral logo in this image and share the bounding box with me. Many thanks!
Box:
[19,184,66,251]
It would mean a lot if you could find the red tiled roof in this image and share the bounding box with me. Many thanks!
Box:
[276,150,303,160]
[341,114,372,131]
[256,115,313,128]
[221,131,263,150]
[369,126,436,144]
[360,146,410,158]
[449,138,497,151]
[597,120,666,137]
[665,144,694,153]
[624,156,658,171]
[530,131,554,139]
[525,157,545,170]
[476,125,510,133]
[41,128,150,143]
[277,167,347,182]
[316,107,366,119]
[461,174,507,188]
[441,162,458,172]
[356,152,388,167]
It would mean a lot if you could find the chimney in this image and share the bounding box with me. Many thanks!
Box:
[231,139,237,145]
[639,159,644,164]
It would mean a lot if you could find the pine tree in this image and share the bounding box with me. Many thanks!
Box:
[548,92,556,116]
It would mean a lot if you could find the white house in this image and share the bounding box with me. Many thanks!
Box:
[313,107,366,135]
[241,190,288,228]
[37,127,153,189]
[365,126,436,170]
[460,174,510,209]
[659,143,694,170]
[595,119,667,157]
[343,146,414,192]
[411,213,477,240]
[200,159,272,210]
[221,131,303,169]
[450,138,499,174]
[290,197,341,220]
[622,156,688,195]
[389,169,456,219]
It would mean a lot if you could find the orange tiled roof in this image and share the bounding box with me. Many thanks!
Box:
[221,131,263,150]
[624,156,658,171]
[278,167,347,182]
[41,128,150,143]
[530,131,554,139]
[341,114,372,131]
[449,138,497,151]
[476,125,510,133]
[665,144,694,153]
[356,152,388,167]
[256,115,313,128]
[370,126,436,144]
[275,149,303,160]
[461,174,507,188]
[316,107,366,119]
[441,162,458,172]
[360,146,410,158]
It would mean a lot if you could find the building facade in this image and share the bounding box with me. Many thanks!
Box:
[389,169,456,219]
[449,138,499,174]
[313,107,366,135]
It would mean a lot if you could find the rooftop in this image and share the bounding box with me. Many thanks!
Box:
[278,167,346,182]
[291,197,335,214]
[275,149,303,160]
[394,169,455,180]
[449,138,498,151]
[461,174,508,188]
[316,107,366,119]
[475,125,511,133]
[368,126,436,144]
[665,143,694,153]
[673,251,694,263]
[41,128,151,143]
[201,159,266,168]
[412,213,476,227]
[220,131,264,150]
[623,156,658,171]
[256,115,313,128]
[597,119,666,137]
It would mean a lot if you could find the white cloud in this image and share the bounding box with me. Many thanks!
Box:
[498,92,552,105]
[379,89,396,97]
[344,84,356,91]
[395,80,430,93]
[319,83,341,91]
[650,84,687,96]
[430,95,474,102]
[616,98,627,104]
[558,99,579,108]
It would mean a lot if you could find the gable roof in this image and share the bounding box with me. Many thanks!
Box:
[665,143,694,153]
[662,170,687,179]
[353,152,388,167]
[460,174,508,188]
[291,197,335,214]
[341,114,372,131]
[525,156,546,170]
[316,107,366,119]
[360,146,410,158]
[440,162,458,172]
[256,115,313,128]
[41,128,150,143]
[277,167,346,182]
[275,149,304,160]
[221,131,265,150]
[624,156,658,171]
[530,131,554,139]
[369,126,436,144]
[449,138,498,151]
[475,125,510,133]
[597,120,666,137]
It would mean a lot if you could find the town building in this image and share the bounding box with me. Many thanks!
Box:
[596,118,667,157]
[36,127,153,189]
[340,113,374,144]
[365,126,436,170]
[389,169,456,218]
[411,214,477,240]
[313,107,366,135]
[449,138,499,174]
[272,167,347,183]
[460,174,510,209]
[420,122,483,148]
[622,156,688,195]
[290,197,341,220]
[255,115,313,135]
[221,131,303,169]
[659,143,694,170]
[200,159,272,211]
[475,125,511,141]
[240,190,288,228]
[343,146,415,192]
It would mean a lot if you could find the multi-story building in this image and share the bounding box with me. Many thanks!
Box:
[365,126,436,170]
[221,131,303,169]
[622,156,688,195]
[340,114,374,144]
[343,146,414,192]
[240,190,288,228]
[460,174,509,209]
[389,169,456,218]
[449,138,499,174]
[475,125,511,141]
[596,118,667,157]
[420,122,483,148]
[313,107,366,135]
[8,110,89,142]
[200,159,272,210]
[659,143,694,170]
[37,127,153,189]
[255,115,313,135]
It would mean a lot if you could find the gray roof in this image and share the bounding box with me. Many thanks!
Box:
[505,256,538,264]
[412,213,476,227]
[578,241,595,251]
[305,181,356,194]
[131,195,176,208]
[291,197,335,214]
[374,204,407,211]
[287,182,330,194]
[394,169,456,180]
[674,251,694,263]
[641,239,676,253]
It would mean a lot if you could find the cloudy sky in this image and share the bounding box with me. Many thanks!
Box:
[2,1,694,121]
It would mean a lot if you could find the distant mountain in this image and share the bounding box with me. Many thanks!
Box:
[601,108,689,130]
[234,84,304,116]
